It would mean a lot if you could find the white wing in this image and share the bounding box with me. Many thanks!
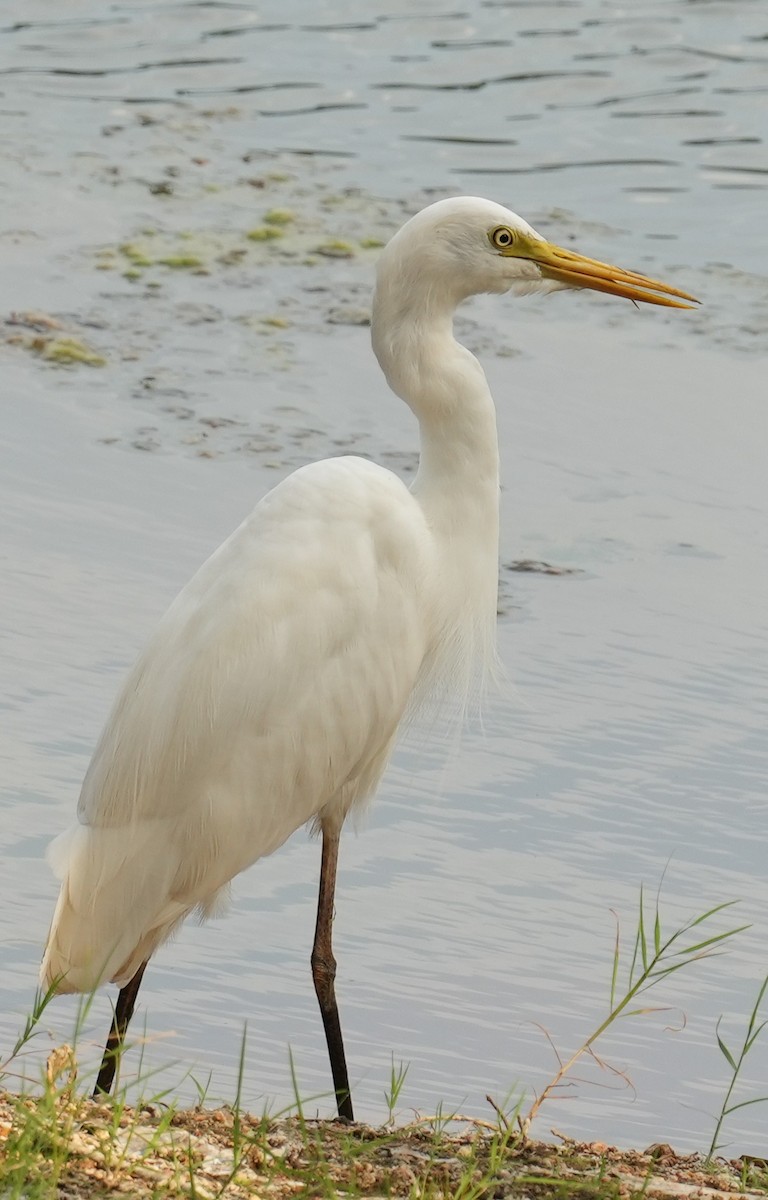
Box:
[41,457,438,992]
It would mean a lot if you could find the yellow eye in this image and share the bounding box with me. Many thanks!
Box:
[490,226,516,250]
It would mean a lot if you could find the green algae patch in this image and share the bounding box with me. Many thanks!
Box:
[5,315,108,366]
[41,337,107,366]
[264,208,296,226]
[42,337,107,367]
[246,225,285,241]
[117,243,206,270]
[314,239,355,258]
[97,225,300,283]
[119,242,154,267]
[157,254,204,269]
[93,191,396,288]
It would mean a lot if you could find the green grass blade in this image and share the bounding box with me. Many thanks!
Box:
[609,910,620,1012]
[684,900,741,929]
[724,1095,768,1116]
[653,904,661,958]
[745,1021,768,1053]
[715,1019,737,1071]
[675,925,750,957]
[638,885,649,973]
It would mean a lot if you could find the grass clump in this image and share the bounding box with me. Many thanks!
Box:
[706,973,768,1163]
[523,890,748,1133]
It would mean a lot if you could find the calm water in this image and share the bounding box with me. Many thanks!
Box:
[1,0,767,1152]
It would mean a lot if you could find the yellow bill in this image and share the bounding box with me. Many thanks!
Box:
[507,234,699,309]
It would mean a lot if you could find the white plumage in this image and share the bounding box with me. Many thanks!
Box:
[40,196,695,1113]
[43,459,443,990]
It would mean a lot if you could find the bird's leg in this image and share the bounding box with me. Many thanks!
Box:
[311,822,354,1121]
[93,960,148,1098]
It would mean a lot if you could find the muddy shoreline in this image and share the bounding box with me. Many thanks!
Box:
[3,1086,766,1199]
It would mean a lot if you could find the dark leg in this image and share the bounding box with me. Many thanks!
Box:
[311,823,354,1120]
[93,960,148,1098]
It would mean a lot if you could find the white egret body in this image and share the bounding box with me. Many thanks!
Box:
[41,197,696,1115]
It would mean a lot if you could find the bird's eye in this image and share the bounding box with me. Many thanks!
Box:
[490,226,515,250]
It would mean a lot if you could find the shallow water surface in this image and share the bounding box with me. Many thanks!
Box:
[1,0,767,1153]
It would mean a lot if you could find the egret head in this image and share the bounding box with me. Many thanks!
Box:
[377,196,697,311]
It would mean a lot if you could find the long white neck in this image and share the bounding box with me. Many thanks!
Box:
[371,280,501,705]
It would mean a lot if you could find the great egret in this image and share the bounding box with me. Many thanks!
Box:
[40,196,696,1119]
